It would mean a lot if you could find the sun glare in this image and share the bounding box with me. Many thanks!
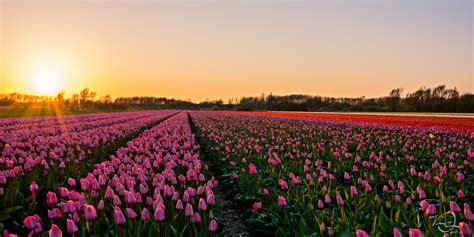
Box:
[32,69,62,96]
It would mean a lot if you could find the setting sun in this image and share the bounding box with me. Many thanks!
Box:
[32,69,62,96]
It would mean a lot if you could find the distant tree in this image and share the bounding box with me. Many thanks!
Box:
[384,88,403,111]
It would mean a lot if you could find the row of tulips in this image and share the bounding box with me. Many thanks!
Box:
[3,112,219,236]
[190,111,472,236]
[0,111,177,232]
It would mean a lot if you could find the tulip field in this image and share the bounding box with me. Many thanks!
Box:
[0,111,472,236]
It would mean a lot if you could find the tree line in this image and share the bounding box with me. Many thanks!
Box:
[0,85,472,113]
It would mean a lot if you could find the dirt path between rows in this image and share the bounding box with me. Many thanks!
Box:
[187,112,250,237]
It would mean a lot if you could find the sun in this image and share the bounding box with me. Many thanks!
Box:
[32,69,62,95]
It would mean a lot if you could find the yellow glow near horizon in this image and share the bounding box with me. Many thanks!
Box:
[32,69,62,96]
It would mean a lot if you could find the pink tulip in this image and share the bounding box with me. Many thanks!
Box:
[450,201,461,213]
[49,224,62,237]
[66,219,78,234]
[409,228,423,237]
[198,198,207,211]
[84,205,97,221]
[207,193,215,205]
[420,200,429,211]
[249,163,258,176]
[114,207,126,225]
[324,194,331,204]
[209,219,218,232]
[46,192,58,208]
[344,172,350,181]
[124,191,136,204]
[141,208,150,221]
[126,208,137,219]
[193,213,202,223]
[57,187,69,198]
[318,199,324,209]
[459,222,471,237]
[426,204,436,216]
[336,191,344,206]
[350,186,358,196]
[252,202,262,212]
[98,200,105,210]
[185,203,194,217]
[68,178,76,187]
[465,207,474,221]
[29,182,38,193]
[394,228,402,237]
[278,196,287,207]
[356,230,369,237]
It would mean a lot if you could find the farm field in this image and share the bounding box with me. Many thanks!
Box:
[0,111,472,236]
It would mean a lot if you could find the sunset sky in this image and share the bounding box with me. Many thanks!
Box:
[0,0,472,102]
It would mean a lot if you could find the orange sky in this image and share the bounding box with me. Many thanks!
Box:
[0,0,472,102]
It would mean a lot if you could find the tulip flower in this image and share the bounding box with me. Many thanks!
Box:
[459,222,471,237]
[209,219,218,232]
[46,192,58,208]
[66,219,78,234]
[249,163,258,176]
[114,207,126,225]
[198,198,207,211]
[394,228,402,237]
[426,204,436,216]
[193,213,202,223]
[84,205,97,221]
[356,230,369,237]
[185,203,194,217]
[137,208,149,222]
[336,191,345,206]
[450,201,461,213]
[409,228,423,237]
[49,224,62,237]
[278,196,287,207]
[252,202,263,212]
